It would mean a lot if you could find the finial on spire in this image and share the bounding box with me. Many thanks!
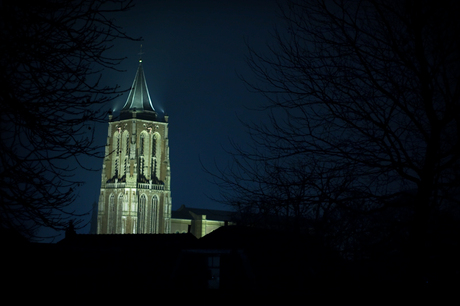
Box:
[138,44,144,63]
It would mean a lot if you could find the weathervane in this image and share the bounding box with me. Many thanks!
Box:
[138,44,144,62]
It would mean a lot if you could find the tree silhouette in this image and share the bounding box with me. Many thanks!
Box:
[0,0,138,240]
[210,0,460,283]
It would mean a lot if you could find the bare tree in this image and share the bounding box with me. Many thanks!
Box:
[0,0,138,240]
[210,0,460,281]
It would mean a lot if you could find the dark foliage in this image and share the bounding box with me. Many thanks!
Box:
[208,0,460,284]
[0,0,138,240]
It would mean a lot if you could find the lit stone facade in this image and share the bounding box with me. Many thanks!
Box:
[170,205,234,238]
[97,60,171,234]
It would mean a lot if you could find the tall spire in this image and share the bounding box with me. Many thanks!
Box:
[121,54,155,112]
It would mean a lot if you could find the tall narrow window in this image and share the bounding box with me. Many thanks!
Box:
[151,134,157,181]
[151,195,159,233]
[115,132,120,177]
[108,193,115,234]
[151,133,161,181]
[131,191,137,212]
[151,134,156,156]
[123,157,128,179]
[117,194,123,233]
[116,133,120,155]
[122,217,126,234]
[139,156,144,178]
[140,133,145,155]
[151,158,157,182]
[112,131,120,179]
[138,194,146,233]
[139,132,146,178]
[125,132,130,155]
[123,193,128,211]
[121,130,129,179]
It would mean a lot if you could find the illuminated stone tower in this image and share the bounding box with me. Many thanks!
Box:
[97,58,171,234]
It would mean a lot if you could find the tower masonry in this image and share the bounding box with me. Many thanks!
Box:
[97,59,171,234]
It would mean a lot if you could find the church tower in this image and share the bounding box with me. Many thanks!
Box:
[97,58,171,234]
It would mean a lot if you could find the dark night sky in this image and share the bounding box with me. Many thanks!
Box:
[63,0,282,236]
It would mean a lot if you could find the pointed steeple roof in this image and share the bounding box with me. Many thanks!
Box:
[121,59,155,112]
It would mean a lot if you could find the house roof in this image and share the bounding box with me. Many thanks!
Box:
[172,205,235,222]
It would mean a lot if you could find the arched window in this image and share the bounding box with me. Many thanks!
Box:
[140,132,145,155]
[151,134,156,156]
[151,133,161,181]
[122,157,128,180]
[108,193,115,234]
[125,131,130,155]
[131,191,137,212]
[121,130,130,179]
[123,193,128,211]
[151,134,157,180]
[138,194,147,233]
[98,192,105,212]
[112,131,120,178]
[117,194,123,233]
[139,132,148,179]
[151,195,159,233]
[122,217,127,234]
[118,194,124,210]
